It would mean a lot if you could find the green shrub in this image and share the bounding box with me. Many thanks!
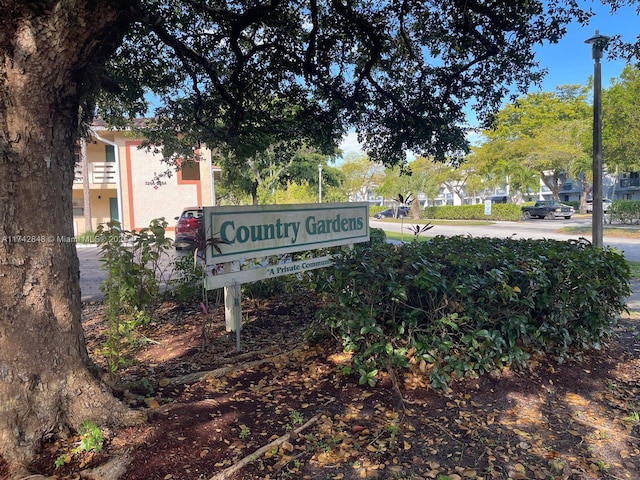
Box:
[317,236,630,390]
[367,227,387,246]
[96,219,172,372]
[169,252,205,303]
[423,204,522,221]
[609,200,640,224]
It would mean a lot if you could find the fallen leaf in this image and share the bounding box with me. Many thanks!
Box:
[419,359,427,373]
[144,398,160,409]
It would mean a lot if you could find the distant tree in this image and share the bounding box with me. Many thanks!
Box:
[475,86,591,200]
[219,143,296,205]
[406,157,444,207]
[340,155,386,203]
[278,147,345,199]
[434,163,477,204]
[375,165,413,204]
[603,65,640,174]
[216,143,343,205]
[271,181,317,204]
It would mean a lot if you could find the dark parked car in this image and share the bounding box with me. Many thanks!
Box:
[486,195,509,204]
[174,207,203,250]
[521,201,574,220]
[373,207,410,219]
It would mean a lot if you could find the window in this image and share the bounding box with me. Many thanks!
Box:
[105,145,115,162]
[181,160,200,181]
[72,198,84,216]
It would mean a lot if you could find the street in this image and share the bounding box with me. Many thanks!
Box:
[371,217,640,262]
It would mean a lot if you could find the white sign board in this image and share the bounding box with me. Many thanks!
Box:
[205,255,333,291]
[203,202,370,264]
[484,200,492,216]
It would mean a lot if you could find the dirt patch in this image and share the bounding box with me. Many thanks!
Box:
[6,287,640,480]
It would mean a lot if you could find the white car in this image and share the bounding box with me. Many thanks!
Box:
[586,199,612,213]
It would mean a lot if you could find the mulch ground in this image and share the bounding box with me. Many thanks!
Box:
[11,286,640,480]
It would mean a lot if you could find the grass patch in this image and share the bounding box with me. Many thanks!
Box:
[559,226,640,240]
[385,231,432,243]
[372,218,494,226]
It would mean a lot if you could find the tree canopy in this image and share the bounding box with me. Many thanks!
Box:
[96,0,596,167]
[603,65,640,173]
[471,86,591,200]
[340,155,385,202]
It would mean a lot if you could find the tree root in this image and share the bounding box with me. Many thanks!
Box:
[80,451,132,480]
[168,357,270,386]
[208,415,319,480]
[10,467,48,480]
[168,345,306,386]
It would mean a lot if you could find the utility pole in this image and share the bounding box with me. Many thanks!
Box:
[585,30,610,248]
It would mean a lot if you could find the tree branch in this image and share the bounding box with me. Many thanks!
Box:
[209,415,320,480]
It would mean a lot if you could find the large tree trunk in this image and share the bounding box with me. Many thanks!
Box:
[0,2,142,476]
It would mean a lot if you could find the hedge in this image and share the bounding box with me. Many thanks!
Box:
[422,204,522,221]
[609,200,640,224]
[317,236,631,390]
[370,204,522,221]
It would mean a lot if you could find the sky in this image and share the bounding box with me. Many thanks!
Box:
[534,2,638,92]
[338,2,640,158]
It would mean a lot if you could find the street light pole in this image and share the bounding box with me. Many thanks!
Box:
[585,30,610,248]
[318,164,323,203]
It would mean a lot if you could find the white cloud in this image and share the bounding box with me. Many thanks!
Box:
[339,130,363,158]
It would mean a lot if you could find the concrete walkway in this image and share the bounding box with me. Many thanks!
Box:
[628,280,640,313]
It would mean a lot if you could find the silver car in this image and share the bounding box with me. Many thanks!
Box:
[586,199,612,213]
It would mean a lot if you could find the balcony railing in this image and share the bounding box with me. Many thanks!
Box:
[619,178,640,188]
[74,162,117,184]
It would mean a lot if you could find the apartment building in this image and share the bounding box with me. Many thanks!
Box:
[72,121,219,236]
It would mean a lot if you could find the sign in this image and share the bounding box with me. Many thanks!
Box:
[203,202,370,264]
[205,255,333,291]
[484,200,492,216]
[202,202,369,346]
